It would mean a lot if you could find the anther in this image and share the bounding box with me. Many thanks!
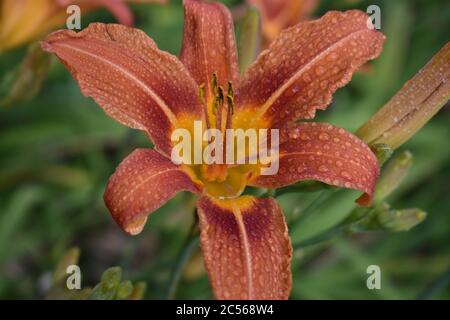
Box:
[211,73,218,96]
[227,81,234,115]
[216,86,225,130]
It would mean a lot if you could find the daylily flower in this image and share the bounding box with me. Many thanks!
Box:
[247,0,318,46]
[42,0,384,299]
[0,0,166,52]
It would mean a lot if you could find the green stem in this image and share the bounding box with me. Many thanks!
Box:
[288,190,338,228]
[166,234,199,300]
[292,206,376,249]
[166,214,199,300]
[293,224,348,249]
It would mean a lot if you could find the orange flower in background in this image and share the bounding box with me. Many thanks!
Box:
[248,0,318,46]
[42,0,384,299]
[0,0,166,52]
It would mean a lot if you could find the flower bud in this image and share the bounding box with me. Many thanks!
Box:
[374,150,413,203]
[371,143,393,165]
[377,208,427,231]
[357,43,450,149]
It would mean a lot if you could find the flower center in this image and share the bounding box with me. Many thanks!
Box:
[198,73,235,180]
[198,165,252,199]
[196,74,250,199]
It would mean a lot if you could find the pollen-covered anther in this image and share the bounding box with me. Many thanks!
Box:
[199,74,236,183]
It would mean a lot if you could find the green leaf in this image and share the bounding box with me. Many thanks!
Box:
[115,281,134,300]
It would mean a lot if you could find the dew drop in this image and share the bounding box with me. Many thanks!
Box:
[315,66,326,76]
[341,171,351,179]
[320,81,329,90]
[289,131,299,139]
[319,132,330,141]
[303,73,312,82]
[328,52,338,60]
[288,84,301,96]
[300,133,311,141]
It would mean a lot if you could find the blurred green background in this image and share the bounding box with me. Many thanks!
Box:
[0,0,449,299]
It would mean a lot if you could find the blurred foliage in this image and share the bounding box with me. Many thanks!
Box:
[0,0,449,300]
[46,247,146,299]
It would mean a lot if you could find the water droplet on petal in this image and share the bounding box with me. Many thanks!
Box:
[315,66,326,76]
[319,132,330,141]
[341,171,351,179]
[328,52,338,60]
[303,73,312,82]
[320,80,329,90]
[301,133,311,141]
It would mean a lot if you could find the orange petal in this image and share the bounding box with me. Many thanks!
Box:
[41,23,202,156]
[104,149,202,235]
[180,0,239,96]
[197,196,292,300]
[250,123,380,206]
[235,10,385,128]
[248,0,318,44]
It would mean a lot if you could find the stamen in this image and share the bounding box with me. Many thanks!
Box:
[198,83,210,129]
[223,82,234,154]
[211,73,219,123]
[226,81,234,129]
[199,74,236,183]
[211,73,218,95]
[216,86,225,131]
[226,96,234,127]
